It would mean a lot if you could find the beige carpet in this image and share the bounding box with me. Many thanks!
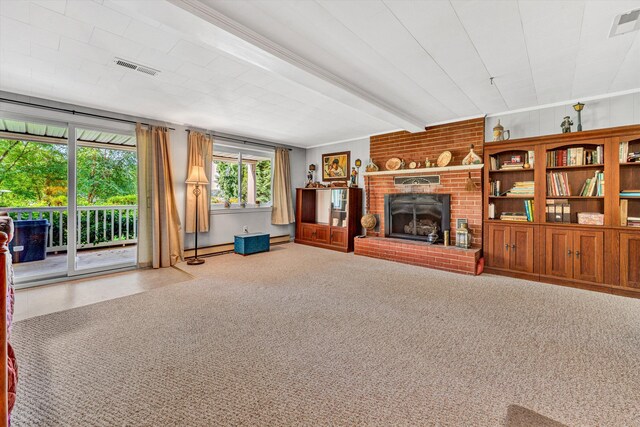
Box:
[11,243,640,426]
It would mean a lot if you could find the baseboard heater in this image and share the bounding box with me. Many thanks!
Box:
[184,234,291,258]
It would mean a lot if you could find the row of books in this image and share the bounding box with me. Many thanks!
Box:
[546,200,571,223]
[499,212,529,221]
[489,180,501,196]
[489,201,534,222]
[505,181,535,197]
[546,146,603,167]
[620,200,640,227]
[619,141,640,163]
[547,172,571,196]
[488,151,535,171]
[578,171,604,197]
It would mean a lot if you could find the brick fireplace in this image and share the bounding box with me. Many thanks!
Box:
[354,118,484,275]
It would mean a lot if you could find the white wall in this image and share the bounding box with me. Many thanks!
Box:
[485,92,640,141]
[0,91,305,250]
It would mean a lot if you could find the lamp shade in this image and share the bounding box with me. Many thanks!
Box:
[185,166,209,185]
[573,102,585,112]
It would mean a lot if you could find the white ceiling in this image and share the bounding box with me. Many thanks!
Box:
[1,0,639,148]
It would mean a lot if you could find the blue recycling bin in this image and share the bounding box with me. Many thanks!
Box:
[10,219,50,263]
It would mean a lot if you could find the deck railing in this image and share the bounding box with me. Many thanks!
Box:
[4,205,138,252]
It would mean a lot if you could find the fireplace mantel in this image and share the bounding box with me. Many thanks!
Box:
[363,164,483,176]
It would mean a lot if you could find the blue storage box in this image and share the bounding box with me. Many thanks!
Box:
[234,232,270,255]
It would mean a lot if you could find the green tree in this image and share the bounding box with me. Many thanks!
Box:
[255,160,271,203]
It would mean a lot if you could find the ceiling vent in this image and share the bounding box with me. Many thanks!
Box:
[114,58,160,76]
[609,8,640,37]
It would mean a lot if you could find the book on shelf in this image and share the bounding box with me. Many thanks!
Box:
[500,212,529,221]
[490,156,498,171]
[547,172,571,196]
[619,142,640,163]
[620,200,628,226]
[488,203,496,219]
[546,200,570,223]
[523,200,534,222]
[506,181,535,197]
[527,150,535,167]
[546,146,602,167]
[620,190,640,197]
[490,180,501,196]
[578,171,604,196]
[627,217,640,228]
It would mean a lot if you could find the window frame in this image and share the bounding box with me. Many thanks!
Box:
[210,144,274,212]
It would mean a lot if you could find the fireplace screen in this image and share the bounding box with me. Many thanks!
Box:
[384,194,450,243]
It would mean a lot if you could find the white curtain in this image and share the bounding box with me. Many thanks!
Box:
[271,147,294,225]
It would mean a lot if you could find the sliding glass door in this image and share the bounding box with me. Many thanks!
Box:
[70,126,138,275]
[0,116,138,286]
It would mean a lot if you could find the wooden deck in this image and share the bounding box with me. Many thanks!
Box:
[14,245,137,282]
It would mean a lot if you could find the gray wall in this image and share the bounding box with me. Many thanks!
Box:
[485,92,640,141]
[0,91,305,251]
[305,137,370,188]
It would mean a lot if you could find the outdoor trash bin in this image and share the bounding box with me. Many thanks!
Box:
[10,219,50,263]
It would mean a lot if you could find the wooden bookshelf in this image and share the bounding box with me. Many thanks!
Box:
[483,124,640,297]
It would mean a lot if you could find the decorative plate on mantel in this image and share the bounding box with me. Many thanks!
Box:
[437,151,452,167]
[385,157,403,171]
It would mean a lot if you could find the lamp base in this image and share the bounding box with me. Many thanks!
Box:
[187,257,205,265]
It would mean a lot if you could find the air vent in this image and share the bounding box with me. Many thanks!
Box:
[610,8,640,37]
[394,175,440,186]
[114,58,160,76]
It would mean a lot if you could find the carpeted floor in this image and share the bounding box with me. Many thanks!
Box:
[11,243,640,426]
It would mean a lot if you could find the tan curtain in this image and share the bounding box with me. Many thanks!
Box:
[271,147,294,225]
[185,131,213,233]
[152,127,183,267]
[136,124,152,268]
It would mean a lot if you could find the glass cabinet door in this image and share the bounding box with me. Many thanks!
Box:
[330,189,348,227]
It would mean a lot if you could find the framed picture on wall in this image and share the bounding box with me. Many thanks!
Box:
[322,151,350,181]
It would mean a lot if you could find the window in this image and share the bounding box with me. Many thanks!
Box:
[211,149,272,207]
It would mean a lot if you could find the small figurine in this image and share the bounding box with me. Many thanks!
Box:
[350,167,358,187]
[561,116,573,133]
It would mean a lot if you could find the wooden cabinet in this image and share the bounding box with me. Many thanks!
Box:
[483,124,640,297]
[545,228,573,279]
[485,223,535,274]
[510,225,535,273]
[573,231,604,283]
[543,228,603,283]
[295,187,362,252]
[620,232,640,289]
[330,227,347,247]
[486,224,510,269]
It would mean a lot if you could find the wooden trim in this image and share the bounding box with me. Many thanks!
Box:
[0,232,8,427]
[363,163,483,176]
[484,124,640,147]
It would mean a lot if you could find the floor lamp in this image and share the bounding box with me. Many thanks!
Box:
[186,165,209,265]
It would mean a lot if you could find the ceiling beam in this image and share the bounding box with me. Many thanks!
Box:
[167,0,425,132]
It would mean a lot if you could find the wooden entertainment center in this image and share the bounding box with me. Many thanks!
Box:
[295,187,362,252]
[483,124,640,297]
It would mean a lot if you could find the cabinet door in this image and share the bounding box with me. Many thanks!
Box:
[573,231,604,283]
[545,228,573,279]
[486,224,510,269]
[330,227,347,247]
[300,224,315,241]
[619,232,640,288]
[314,225,330,244]
[509,225,535,273]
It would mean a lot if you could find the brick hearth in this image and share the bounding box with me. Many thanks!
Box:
[354,237,481,275]
[357,118,485,273]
